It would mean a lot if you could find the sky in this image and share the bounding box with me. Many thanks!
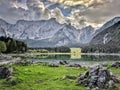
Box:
[0,0,120,29]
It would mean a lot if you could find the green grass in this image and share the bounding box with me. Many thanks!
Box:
[0,64,120,90]
[0,64,87,90]
[109,68,120,90]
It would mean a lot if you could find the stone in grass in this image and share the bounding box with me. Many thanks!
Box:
[62,75,77,80]
[0,66,13,79]
[67,64,81,68]
[48,63,59,67]
[6,76,21,86]
[78,71,89,80]
[111,62,120,68]
[77,66,120,89]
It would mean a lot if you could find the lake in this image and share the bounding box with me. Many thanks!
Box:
[29,53,120,66]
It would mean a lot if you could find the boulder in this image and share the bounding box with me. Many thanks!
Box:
[67,64,81,68]
[48,63,59,67]
[59,61,69,65]
[6,76,21,86]
[0,66,12,79]
[108,80,114,88]
[111,62,120,68]
[78,71,89,80]
[77,66,120,89]
[89,66,100,76]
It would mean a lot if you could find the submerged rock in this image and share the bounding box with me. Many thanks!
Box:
[77,66,120,89]
[0,66,12,79]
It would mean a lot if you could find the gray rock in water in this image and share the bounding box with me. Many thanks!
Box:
[0,66,12,79]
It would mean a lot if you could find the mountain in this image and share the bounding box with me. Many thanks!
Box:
[90,17,120,52]
[94,17,120,36]
[91,17,120,45]
[0,18,94,47]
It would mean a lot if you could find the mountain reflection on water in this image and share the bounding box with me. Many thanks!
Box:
[29,54,120,66]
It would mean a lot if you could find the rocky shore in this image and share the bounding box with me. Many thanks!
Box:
[1,56,120,90]
[0,54,21,65]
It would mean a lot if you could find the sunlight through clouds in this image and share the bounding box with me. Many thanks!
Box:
[0,0,119,29]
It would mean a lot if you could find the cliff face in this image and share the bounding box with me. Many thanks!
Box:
[0,18,94,47]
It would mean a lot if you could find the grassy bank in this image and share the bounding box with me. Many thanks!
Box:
[0,64,120,90]
[0,64,87,90]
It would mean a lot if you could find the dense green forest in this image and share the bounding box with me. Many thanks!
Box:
[81,44,120,53]
[29,46,70,53]
[0,36,27,53]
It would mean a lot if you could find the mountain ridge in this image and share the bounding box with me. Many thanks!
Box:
[0,18,94,47]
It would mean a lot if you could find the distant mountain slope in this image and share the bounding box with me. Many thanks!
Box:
[0,18,94,47]
[89,18,120,53]
[91,18,120,45]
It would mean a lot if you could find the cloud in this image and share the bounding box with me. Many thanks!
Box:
[79,0,120,26]
[50,0,111,7]
[0,0,120,29]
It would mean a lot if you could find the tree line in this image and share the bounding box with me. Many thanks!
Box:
[29,46,70,53]
[0,36,27,53]
[81,44,120,53]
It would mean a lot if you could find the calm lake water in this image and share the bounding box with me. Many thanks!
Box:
[30,54,120,66]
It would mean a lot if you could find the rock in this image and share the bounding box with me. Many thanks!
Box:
[108,80,114,88]
[67,64,81,68]
[6,76,21,86]
[0,66,12,79]
[89,66,100,76]
[111,62,120,68]
[111,75,120,83]
[100,63,108,67]
[48,63,59,67]
[91,87,99,90]
[77,65,120,89]
[78,71,89,80]
[0,54,12,60]
[98,69,110,77]
[77,79,88,86]
[62,75,77,80]
[59,61,69,65]
[97,76,106,88]
[89,76,98,88]
[15,60,33,66]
